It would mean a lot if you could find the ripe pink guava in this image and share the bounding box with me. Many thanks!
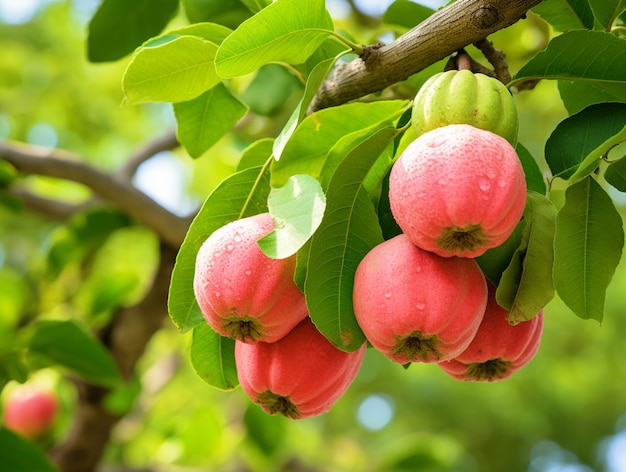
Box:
[389,124,526,258]
[3,385,57,439]
[235,317,366,419]
[194,213,308,344]
[353,234,488,364]
[438,283,544,382]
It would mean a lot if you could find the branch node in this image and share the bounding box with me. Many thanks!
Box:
[471,4,501,30]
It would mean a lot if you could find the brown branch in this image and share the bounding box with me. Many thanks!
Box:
[49,242,178,472]
[7,187,87,221]
[473,38,511,83]
[117,129,179,181]
[0,140,191,247]
[309,0,542,112]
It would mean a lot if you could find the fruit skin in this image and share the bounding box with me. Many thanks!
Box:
[194,213,308,344]
[389,124,527,258]
[235,317,366,419]
[3,385,57,439]
[438,283,544,382]
[412,70,519,146]
[353,234,488,364]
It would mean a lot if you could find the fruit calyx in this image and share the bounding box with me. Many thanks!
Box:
[392,331,441,362]
[436,224,489,254]
[257,390,300,419]
[222,316,264,343]
[465,358,512,381]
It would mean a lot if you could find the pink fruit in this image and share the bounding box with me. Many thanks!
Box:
[353,234,488,364]
[3,385,57,439]
[235,317,366,419]
[389,124,527,258]
[194,213,308,343]
[438,283,543,382]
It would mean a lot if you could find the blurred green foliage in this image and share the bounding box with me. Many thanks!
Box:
[1,1,625,472]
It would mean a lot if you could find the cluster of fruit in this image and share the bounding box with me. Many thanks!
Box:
[355,70,543,381]
[194,213,366,419]
[192,70,544,420]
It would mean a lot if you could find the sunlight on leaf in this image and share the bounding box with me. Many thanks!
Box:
[258,175,326,259]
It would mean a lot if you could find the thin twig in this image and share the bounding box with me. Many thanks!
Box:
[117,129,179,181]
[473,38,511,83]
[0,140,190,247]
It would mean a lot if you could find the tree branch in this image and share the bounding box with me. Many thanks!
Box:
[309,0,542,112]
[7,187,87,221]
[0,140,191,248]
[116,129,179,181]
[49,243,178,472]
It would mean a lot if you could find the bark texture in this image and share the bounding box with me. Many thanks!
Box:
[309,0,542,112]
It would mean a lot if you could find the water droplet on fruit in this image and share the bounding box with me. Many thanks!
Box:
[234,235,242,243]
[245,269,252,276]
[498,179,507,188]
[415,302,425,310]
[479,178,491,192]
[384,291,392,298]
[226,243,234,252]
[214,291,221,298]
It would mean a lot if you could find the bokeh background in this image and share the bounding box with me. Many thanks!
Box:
[1,1,625,471]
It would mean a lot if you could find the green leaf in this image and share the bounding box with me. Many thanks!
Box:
[553,177,624,322]
[166,22,233,44]
[215,0,335,78]
[190,323,238,390]
[174,83,249,158]
[236,138,274,172]
[168,167,271,332]
[241,64,303,116]
[605,152,626,191]
[510,31,626,90]
[0,351,29,389]
[271,100,408,186]
[272,54,344,160]
[545,103,626,180]
[0,428,59,472]
[28,320,120,386]
[123,36,221,104]
[516,143,547,195]
[87,0,179,62]
[46,207,131,278]
[240,0,273,14]
[558,80,626,115]
[304,128,396,351]
[476,220,525,286]
[383,0,435,29]
[496,192,557,325]
[182,0,252,28]
[258,175,326,259]
[588,0,626,30]
[531,0,594,31]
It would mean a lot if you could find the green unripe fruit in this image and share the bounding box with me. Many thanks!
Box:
[411,70,519,146]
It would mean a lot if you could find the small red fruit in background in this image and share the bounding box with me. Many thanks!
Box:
[3,385,57,439]
[389,124,526,258]
[194,213,308,343]
[235,317,366,419]
[353,234,488,364]
[438,283,544,382]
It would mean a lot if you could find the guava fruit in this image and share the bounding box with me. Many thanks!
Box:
[438,283,544,382]
[412,69,519,145]
[3,385,57,439]
[389,124,527,258]
[235,317,366,419]
[353,234,488,364]
[194,213,308,344]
